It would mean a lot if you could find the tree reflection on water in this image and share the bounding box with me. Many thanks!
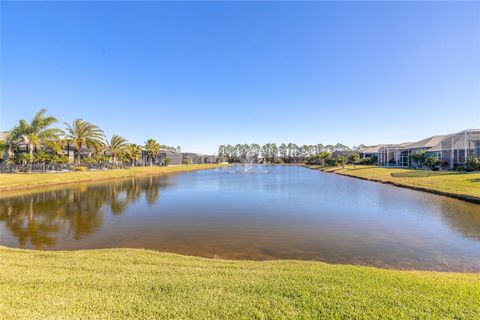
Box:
[0,176,171,249]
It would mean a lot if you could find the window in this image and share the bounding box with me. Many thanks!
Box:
[475,141,480,156]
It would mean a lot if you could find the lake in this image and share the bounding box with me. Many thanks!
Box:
[1,165,479,271]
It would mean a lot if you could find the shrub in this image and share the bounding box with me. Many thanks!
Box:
[73,166,88,171]
[54,155,70,164]
[336,156,348,169]
[410,151,426,168]
[348,153,361,167]
[164,158,172,166]
[466,156,480,171]
[439,160,449,170]
[358,156,377,165]
[83,158,97,165]
[423,157,440,170]
[274,157,284,164]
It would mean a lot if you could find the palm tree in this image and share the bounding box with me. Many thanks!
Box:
[318,151,331,166]
[125,144,142,167]
[337,156,348,169]
[64,119,105,164]
[144,139,160,166]
[0,130,19,162]
[106,135,128,167]
[11,109,62,163]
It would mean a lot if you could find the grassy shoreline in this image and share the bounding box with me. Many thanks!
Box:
[0,164,227,191]
[1,247,479,319]
[306,165,480,204]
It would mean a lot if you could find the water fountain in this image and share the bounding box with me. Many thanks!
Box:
[225,153,269,174]
[239,154,256,173]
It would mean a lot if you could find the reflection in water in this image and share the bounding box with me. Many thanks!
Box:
[0,176,169,249]
[0,166,479,272]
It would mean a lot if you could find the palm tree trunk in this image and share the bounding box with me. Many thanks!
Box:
[28,143,34,172]
[77,143,82,165]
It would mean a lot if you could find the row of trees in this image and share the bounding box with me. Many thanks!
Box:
[0,109,173,167]
[217,143,367,163]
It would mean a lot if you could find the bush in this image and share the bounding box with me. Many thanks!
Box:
[466,156,480,171]
[274,157,284,164]
[73,166,88,171]
[439,160,449,170]
[359,156,377,165]
[83,158,97,165]
[423,157,440,170]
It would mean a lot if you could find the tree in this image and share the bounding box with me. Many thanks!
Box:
[64,119,105,164]
[466,156,480,171]
[336,156,348,169]
[217,145,226,157]
[11,109,62,164]
[348,153,361,168]
[279,143,287,161]
[353,144,367,151]
[410,150,426,168]
[423,157,440,170]
[0,131,18,162]
[324,144,335,153]
[106,135,128,167]
[318,151,332,166]
[144,139,160,166]
[125,144,142,167]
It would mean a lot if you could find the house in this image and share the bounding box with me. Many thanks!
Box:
[159,149,183,165]
[200,155,217,164]
[361,129,480,169]
[182,152,202,164]
[359,145,381,159]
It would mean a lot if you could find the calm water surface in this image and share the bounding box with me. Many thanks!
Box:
[1,165,479,271]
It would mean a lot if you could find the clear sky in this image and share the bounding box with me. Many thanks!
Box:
[1,1,479,154]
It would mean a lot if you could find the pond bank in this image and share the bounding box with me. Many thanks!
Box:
[0,164,228,192]
[305,165,480,204]
[1,246,479,319]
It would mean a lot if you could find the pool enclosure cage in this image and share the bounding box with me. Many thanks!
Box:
[377,144,411,168]
[377,129,480,169]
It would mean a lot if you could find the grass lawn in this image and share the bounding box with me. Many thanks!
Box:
[306,165,480,202]
[0,247,479,319]
[0,164,226,191]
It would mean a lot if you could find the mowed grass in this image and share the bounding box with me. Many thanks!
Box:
[0,164,227,191]
[0,247,479,319]
[307,165,480,201]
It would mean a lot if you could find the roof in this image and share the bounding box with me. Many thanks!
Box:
[359,145,382,153]
[0,131,9,142]
[402,135,446,149]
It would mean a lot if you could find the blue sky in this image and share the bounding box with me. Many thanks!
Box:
[1,1,479,154]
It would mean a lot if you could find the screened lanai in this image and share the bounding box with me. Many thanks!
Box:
[429,129,480,168]
[376,129,480,168]
[377,144,411,167]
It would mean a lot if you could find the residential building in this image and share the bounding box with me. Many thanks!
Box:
[360,129,480,169]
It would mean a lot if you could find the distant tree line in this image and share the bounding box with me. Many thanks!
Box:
[217,143,369,164]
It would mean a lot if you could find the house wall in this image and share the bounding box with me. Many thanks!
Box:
[159,151,183,165]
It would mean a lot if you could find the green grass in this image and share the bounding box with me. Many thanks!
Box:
[0,247,479,319]
[306,165,480,202]
[0,164,227,191]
